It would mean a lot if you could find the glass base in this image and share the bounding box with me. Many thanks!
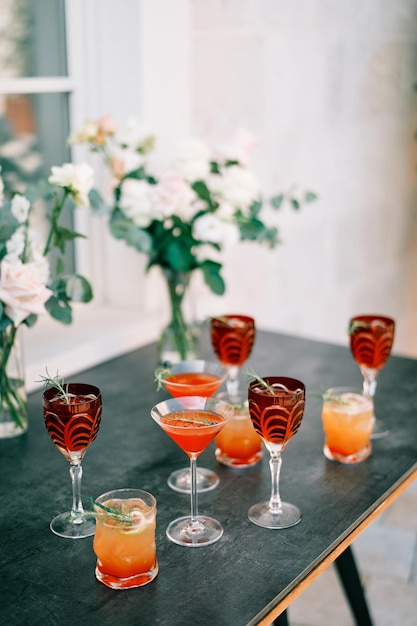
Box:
[166,515,224,547]
[50,511,96,539]
[167,467,219,493]
[215,448,263,468]
[323,442,371,464]
[371,417,389,439]
[95,560,158,589]
[248,501,302,529]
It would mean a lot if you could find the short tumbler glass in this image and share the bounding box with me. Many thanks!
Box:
[215,391,263,467]
[93,488,158,589]
[321,387,374,464]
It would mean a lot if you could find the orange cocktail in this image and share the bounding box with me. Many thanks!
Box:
[94,489,158,589]
[163,372,223,397]
[321,388,373,463]
[160,410,225,456]
[151,396,233,546]
[215,393,263,467]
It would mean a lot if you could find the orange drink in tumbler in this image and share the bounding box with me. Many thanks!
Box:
[94,489,158,589]
[321,388,373,464]
[215,393,263,467]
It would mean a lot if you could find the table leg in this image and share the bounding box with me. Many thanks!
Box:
[272,610,288,626]
[334,545,374,626]
[272,545,373,626]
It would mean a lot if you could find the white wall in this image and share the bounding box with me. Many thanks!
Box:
[24,0,417,390]
[187,0,417,358]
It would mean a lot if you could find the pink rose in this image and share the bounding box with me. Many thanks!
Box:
[155,170,196,221]
[0,260,52,326]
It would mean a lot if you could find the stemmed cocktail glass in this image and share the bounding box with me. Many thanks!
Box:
[210,314,255,397]
[247,376,305,529]
[151,396,233,546]
[155,359,227,493]
[43,383,102,538]
[349,314,395,438]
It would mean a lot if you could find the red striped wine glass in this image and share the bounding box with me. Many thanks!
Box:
[349,314,395,438]
[210,315,255,398]
[247,376,305,529]
[43,383,102,538]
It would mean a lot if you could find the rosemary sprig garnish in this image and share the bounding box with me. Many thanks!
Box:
[163,411,218,426]
[154,365,172,391]
[310,390,349,405]
[81,495,140,524]
[37,368,70,404]
[348,320,368,335]
[245,368,276,394]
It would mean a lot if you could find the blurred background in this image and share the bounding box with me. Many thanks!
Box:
[1,0,416,387]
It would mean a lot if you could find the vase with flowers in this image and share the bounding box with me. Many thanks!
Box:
[0,163,94,437]
[70,116,316,363]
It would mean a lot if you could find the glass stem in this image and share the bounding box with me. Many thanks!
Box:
[189,456,199,528]
[69,462,84,524]
[362,368,377,398]
[268,451,283,514]
[226,365,240,397]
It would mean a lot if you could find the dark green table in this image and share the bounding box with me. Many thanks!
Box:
[1,330,416,626]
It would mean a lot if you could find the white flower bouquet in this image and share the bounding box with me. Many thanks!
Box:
[70,115,316,360]
[0,163,94,436]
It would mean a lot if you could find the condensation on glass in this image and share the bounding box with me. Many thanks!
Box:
[0,0,74,272]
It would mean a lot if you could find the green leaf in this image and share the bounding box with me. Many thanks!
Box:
[109,209,153,253]
[55,257,65,276]
[191,180,213,208]
[88,188,104,209]
[64,275,94,303]
[304,191,317,202]
[51,225,86,254]
[271,194,284,209]
[200,260,225,295]
[23,314,38,328]
[45,295,72,325]
[290,198,300,210]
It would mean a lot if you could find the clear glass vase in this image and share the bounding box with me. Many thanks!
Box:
[0,327,28,438]
[158,269,198,365]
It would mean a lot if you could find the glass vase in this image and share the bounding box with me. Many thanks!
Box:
[158,268,198,365]
[0,326,28,438]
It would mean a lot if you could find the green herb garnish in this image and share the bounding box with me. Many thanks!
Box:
[245,368,276,394]
[81,495,140,524]
[310,390,349,405]
[154,365,172,391]
[348,320,369,335]
[163,411,218,426]
[37,368,70,404]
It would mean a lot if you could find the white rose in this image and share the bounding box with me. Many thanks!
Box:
[174,138,211,182]
[192,213,225,244]
[116,117,154,152]
[215,200,236,221]
[5,230,25,262]
[215,165,259,209]
[68,121,99,144]
[11,194,30,223]
[111,146,144,177]
[119,178,156,227]
[154,170,197,221]
[0,260,52,326]
[193,243,221,264]
[49,162,94,206]
[216,128,258,166]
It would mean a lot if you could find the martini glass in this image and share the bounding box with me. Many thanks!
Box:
[210,315,255,397]
[43,383,102,538]
[151,395,233,546]
[155,359,227,493]
[348,314,395,438]
[247,376,305,529]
